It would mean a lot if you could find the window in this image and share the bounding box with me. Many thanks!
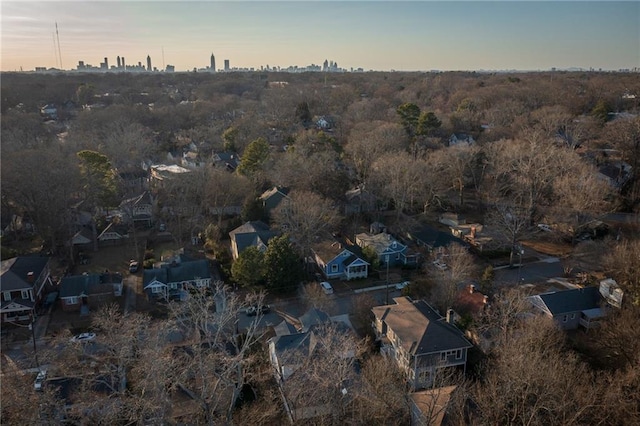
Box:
[440,352,446,361]
[331,264,338,272]
[3,292,11,302]
[66,296,78,305]
[456,349,462,359]
[563,315,568,322]
[21,290,30,300]
[570,313,575,320]
[152,286,162,294]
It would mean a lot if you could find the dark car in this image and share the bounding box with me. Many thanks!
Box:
[245,305,270,316]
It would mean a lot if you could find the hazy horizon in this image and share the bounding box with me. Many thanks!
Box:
[2,1,639,72]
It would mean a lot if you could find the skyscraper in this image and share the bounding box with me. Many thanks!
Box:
[210,53,216,72]
[224,59,229,71]
[104,57,108,69]
[147,55,152,71]
[122,57,126,70]
[117,56,121,68]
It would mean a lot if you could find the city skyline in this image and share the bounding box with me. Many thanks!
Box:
[1,1,639,73]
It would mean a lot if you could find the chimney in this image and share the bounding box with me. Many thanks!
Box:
[446,309,455,324]
[27,271,35,283]
[470,226,476,238]
[469,284,475,294]
[483,295,489,304]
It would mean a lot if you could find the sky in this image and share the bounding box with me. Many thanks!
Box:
[1,1,639,72]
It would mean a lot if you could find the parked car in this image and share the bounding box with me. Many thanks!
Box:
[70,332,96,343]
[395,281,410,290]
[537,223,553,232]
[129,260,139,273]
[320,281,334,295]
[34,369,47,391]
[245,305,270,316]
[159,223,167,232]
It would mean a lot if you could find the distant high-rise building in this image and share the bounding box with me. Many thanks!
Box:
[147,55,152,72]
[210,53,216,72]
[117,56,121,68]
[323,59,328,71]
[104,57,108,69]
[122,57,126,69]
[224,59,229,71]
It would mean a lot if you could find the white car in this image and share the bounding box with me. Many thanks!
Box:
[70,332,96,343]
[34,369,47,391]
[320,281,334,295]
[537,223,553,232]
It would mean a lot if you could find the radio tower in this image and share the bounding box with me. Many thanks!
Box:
[55,22,63,69]
[52,32,60,68]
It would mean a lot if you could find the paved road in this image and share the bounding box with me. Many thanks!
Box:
[494,256,565,286]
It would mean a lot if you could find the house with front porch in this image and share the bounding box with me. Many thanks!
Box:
[372,297,473,390]
[311,235,369,281]
[143,259,211,300]
[1,256,53,323]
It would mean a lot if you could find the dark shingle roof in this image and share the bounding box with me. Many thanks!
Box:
[0,256,50,292]
[373,297,472,356]
[538,286,601,315]
[143,259,211,286]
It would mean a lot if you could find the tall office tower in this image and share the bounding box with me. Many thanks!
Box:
[104,57,108,69]
[323,59,328,71]
[210,53,216,72]
[122,57,126,69]
[147,55,152,71]
[224,59,229,71]
[117,56,121,68]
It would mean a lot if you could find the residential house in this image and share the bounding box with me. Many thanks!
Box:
[406,225,467,255]
[310,235,369,280]
[143,259,211,300]
[454,284,488,317]
[59,272,123,313]
[267,308,356,423]
[410,385,457,426]
[597,161,633,190]
[528,286,605,330]
[372,297,473,390]
[97,223,128,246]
[448,133,475,147]
[259,186,290,217]
[212,151,240,172]
[71,228,94,251]
[355,231,419,267]
[228,221,278,259]
[119,191,154,228]
[1,256,53,323]
[343,186,381,215]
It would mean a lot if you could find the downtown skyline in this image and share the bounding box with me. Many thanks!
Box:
[1,1,639,73]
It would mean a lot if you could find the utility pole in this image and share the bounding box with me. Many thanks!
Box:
[385,255,390,304]
[29,313,39,368]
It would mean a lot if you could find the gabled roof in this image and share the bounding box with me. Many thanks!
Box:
[373,297,472,356]
[410,385,457,426]
[143,259,211,287]
[229,221,277,254]
[356,232,406,254]
[259,186,290,212]
[97,223,128,239]
[72,228,93,245]
[533,286,601,315]
[298,308,330,333]
[120,191,153,209]
[59,274,101,298]
[311,234,366,264]
[0,256,50,292]
[407,225,466,250]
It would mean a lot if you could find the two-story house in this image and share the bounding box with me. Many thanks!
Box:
[372,297,473,390]
[355,231,419,267]
[311,235,369,280]
[119,191,154,228]
[143,258,211,300]
[228,221,278,260]
[1,256,53,323]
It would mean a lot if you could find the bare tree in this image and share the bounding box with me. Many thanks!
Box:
[604,238,640,306]
[272,190,342,260]
[429,243,481,313]
[485,203,531,268]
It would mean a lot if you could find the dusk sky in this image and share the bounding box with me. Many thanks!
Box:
[1,1,639,72]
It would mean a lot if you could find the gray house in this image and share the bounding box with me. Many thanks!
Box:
[372,297,473,390]
[143,259,211,300]
[528,286,604,330]
[228,221,278,259]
